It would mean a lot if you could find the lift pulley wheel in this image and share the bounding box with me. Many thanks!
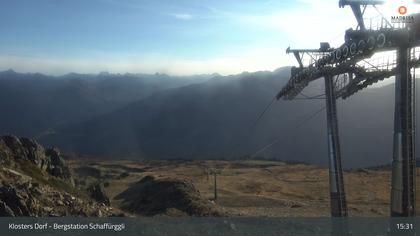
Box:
[350,42,357,55]
[358,40,366,54]
[342,45,349,58]
[367,36,375,50]
[335,48,342,61]
[377,33,386,48]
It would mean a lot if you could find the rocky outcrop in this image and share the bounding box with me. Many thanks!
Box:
[1,136,50,171]
[88,183,110,206]
[20,137,48,170]
[0,135,73,184]
[0,181,117,217]
[0,135,122,217]
[45,147,72,182]
[115,175,224,216]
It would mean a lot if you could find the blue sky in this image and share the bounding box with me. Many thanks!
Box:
[0,0,415,75]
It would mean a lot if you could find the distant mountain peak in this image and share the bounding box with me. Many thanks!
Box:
[1,69,17,74]
[154,72,169,77]
[98,71,110,76]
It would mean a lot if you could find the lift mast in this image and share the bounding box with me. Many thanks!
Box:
[286,45,348,217]
[277,0,420,218]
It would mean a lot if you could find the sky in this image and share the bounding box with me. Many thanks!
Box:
[0,0,418,75]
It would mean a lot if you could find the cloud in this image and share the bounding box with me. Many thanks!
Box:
[171,13,193,20]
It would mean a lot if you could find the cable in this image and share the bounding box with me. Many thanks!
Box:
[221,96,280,170]
[299,92,310,98]
[294,97,326,100]
[224,95,278,161]
[250,96,277,129]
[296,91,326,100]
[250,105,326,158]
[228,79,325,160]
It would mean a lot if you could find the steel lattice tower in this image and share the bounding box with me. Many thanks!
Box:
[276,0,420,220]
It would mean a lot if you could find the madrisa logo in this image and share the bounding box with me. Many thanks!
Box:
[391,6,414,23]
[398,6,407,15]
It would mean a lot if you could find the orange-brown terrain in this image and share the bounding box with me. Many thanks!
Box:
[69,159,417,217]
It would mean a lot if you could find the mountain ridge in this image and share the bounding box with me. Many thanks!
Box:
[0,67,413,168]
[39,68,408,168]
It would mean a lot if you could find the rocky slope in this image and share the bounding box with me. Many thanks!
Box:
[0,135,121,217]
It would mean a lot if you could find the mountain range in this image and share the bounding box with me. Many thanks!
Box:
[0,69,211,136]
[1,68,415,168]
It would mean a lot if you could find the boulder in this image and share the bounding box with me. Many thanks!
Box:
[0,185,31,216]
[19,137,46,169]
[46,148,63,166]
[0,200,15,216]
[45,147,73,183]
[1,135,26,159]
[88,183,110,206]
